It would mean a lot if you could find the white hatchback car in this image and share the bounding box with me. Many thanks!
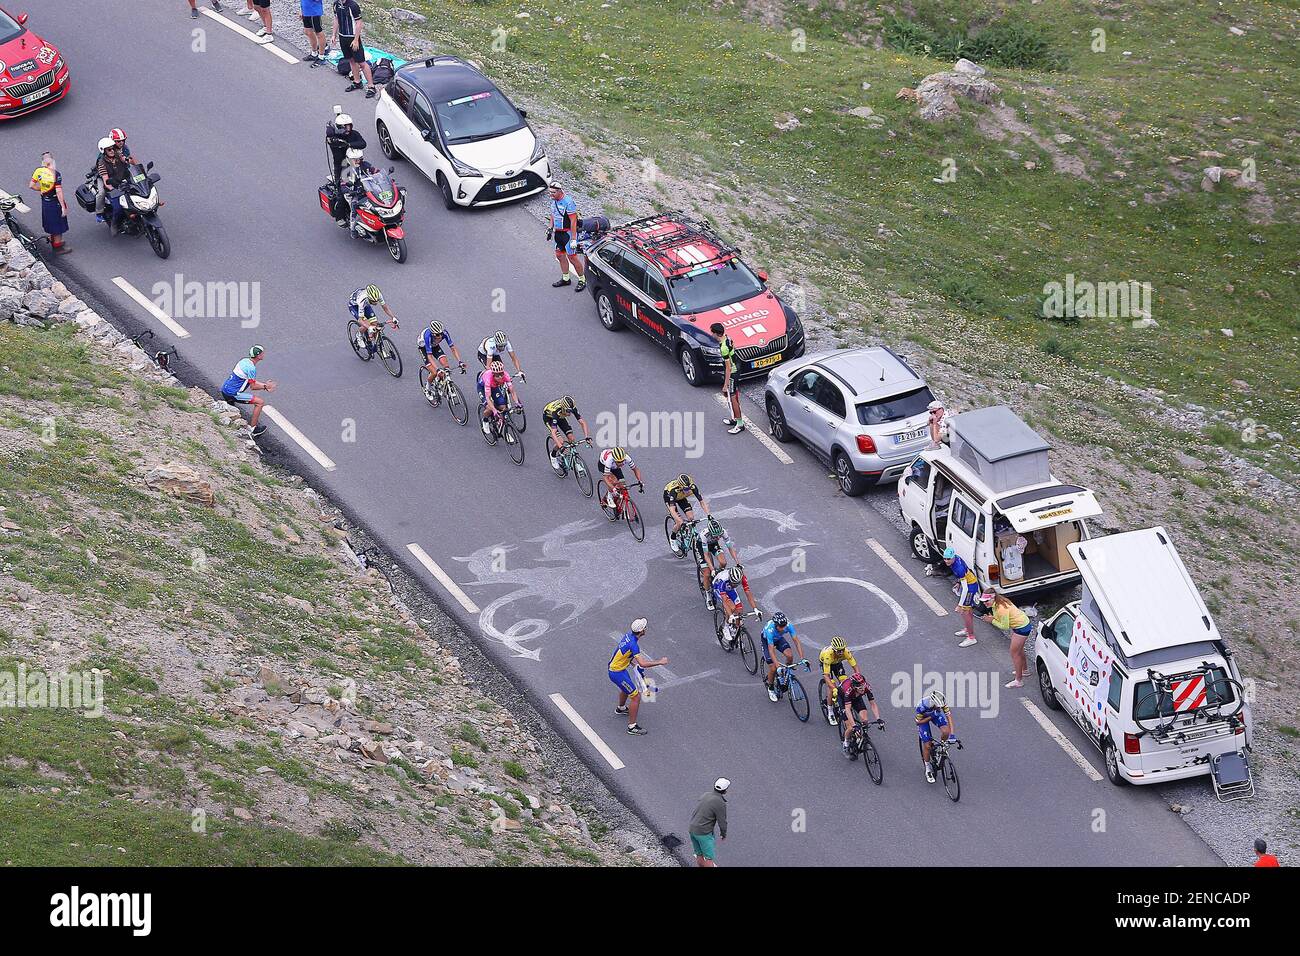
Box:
[373,55,550,209]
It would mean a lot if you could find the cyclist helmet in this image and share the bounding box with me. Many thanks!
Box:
[428,320,444,336]
[707,516,723,537]
[365,285,383,304]
[493,330,508,347]
[109,128,127,144]
[677,473,693,488]
[830,636,848,653]
[850,673,868,694]
[610,447,628,463]
[731,562,744,580]
[98,137,115,152]
[249,345,265,359]
[334,113,354,128]
[562,395,577,412]
[928,690,947,709]
[490,359,505,373]
[772,611,788,630]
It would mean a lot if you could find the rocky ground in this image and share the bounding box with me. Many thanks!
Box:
[0,229,667,866]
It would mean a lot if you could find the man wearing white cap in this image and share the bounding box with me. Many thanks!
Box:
[608,618,668,736]
[689,778,729,867]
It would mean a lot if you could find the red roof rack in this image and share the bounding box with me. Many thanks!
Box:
[612,212,742,278]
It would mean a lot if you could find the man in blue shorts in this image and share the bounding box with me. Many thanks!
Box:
[608,618,668,736]
[759,611,808,703]
[220,345,276,437]
[546,182,585,291]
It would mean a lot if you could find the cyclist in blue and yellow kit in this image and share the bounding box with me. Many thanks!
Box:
[916,690,959,783]
[608,618,668,736]
[760,611,809,703]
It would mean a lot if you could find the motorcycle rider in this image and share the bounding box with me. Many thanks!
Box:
[340,147,377,237]
[92,129,134,222]
[325,110,366,224]
[95,137,132,234]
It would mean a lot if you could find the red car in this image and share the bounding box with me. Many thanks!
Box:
[0,6,69,120]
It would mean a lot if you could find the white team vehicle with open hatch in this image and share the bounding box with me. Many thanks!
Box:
[1034,526,1253,798]
[898,405,1103,596]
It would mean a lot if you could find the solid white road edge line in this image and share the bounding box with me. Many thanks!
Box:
[1020,697,1104,783]
[714,393,793,464]
[549,693,625,770]
[0,188,30,213]
[405,543,480,614]
[865,537,948,617]
[201,9,300,64]
[261,406,336,470]
[111,276,190,338]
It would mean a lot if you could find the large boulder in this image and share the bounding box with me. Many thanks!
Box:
[0,287,22,321]
[21,288,61,319]
[909,61,1000,122]
[3,238,36,272]
[144,462,216,508]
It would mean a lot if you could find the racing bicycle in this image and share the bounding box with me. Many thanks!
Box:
[664,516,700,559]
[768,659,812,722]
[0,191,40,258]
[131,330,179,373]
[418,361,469,425]
[712,605,758,672]
[599,479,645,541]
[481,404,525,465]
[546,436,594,498]
[348,317,402,377]
[841,713,885,785]
[921,736,962,802]
[1133,666,1246,741]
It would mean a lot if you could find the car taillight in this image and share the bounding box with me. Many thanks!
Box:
[1124,733,1141,754]
[987,565,1000,581]
[1234,723,1245,735]
[856,435,876,454]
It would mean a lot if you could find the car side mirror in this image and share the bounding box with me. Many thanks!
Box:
[146,161,154,171]
[388,166,395,174]
[757,269,769,282]
[655,300,668,311]
[17,13,27,25]
[784,382,797,396]
[420,128,432,141]
[519,108,528,118]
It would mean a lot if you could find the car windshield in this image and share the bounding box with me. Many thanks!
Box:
[856,386,935,426]
[0,11,21,45]
[434,90,524,143]
[667,259,764,314]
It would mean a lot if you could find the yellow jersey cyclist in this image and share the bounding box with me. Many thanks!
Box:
[350,284,398,351]
[819,636,865,724]
[417,319,466,399]
[695,516,740,611]
[544,395,591,473]
[476,329,525,381]
[664,473,711,556]
[598,446,644,513]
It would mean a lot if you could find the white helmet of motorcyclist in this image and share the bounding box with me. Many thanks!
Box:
[98,137,115,152]
[335,113,353,128]
[345,148,364,163]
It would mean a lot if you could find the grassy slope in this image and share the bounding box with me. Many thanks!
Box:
[370,0,1297,454]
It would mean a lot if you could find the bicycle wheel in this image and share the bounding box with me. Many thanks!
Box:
[624,497,645,541]
[502,420,525,465]
[817,679,835,732]
[417,367,439,407]
[712,606,731,650]
[864,735,883,785]
[482,415,499,446]
[347,320,370,361]
[378,334,403,377]
[446,380,469,425]
[940,754,960,802]
[572,451,594,498]
[787,673,810,722]
[739,627,759,675]
[544,437,566,479]
[664,515,681,555]
[509,403,527,433]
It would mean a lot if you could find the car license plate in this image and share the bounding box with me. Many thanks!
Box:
[752,352,783,370]
[495,178,527,193]
[21,88,51,105]
[893,426,927,444]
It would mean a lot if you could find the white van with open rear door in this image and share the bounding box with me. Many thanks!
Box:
[1034,526,1254,800]
[897,405,1103,596]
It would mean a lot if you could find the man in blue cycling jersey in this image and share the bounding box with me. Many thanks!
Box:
[608,618,668,736]
[916,690,959,784]
[760,611,808,703]
[220,344,276,437]
[417,319,465,401]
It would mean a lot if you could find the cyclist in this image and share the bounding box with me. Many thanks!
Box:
[478,359,519,436]
[350,284,398,352]
[916,690,958,784]
[837,672,883,757]
[476,329,525,380]
[694,516,740,606]
[818,636,864,724]
[760,611,808,703]
[417,319,466,399]
[663,473,711,556]
[543,396,591,473]
[711,556,760,646]
[598,446,644,513]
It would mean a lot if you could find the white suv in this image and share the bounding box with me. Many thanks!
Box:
[374,56,550,209]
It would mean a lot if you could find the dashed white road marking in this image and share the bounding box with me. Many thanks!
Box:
[405,543,480,614]
[1021,697,1104,782]
[866,537,948,617]
[0,188,30,213]
[111,276,190,338]
[549,693,625,770]
[201,9,300,64]
[261,406,336,471]
[714,394,793,464]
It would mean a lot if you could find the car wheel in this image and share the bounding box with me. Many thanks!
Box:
[834,450,868,496]
[1103,739,1127,786]
[596,290,623,330]
[377,121,400,161]
[766,396,792,443]
[436,173,457,211]
[909,525,935,561]
[678,345,706,388]
[1037,662,1060,711]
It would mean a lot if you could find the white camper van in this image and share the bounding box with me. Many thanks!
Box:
[1034,527,1254,799]
[897,406,1103,596]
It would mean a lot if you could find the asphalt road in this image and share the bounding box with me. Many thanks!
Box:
[1,0,1222,865]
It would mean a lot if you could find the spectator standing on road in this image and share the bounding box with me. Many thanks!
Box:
[30,154,70,254]
[942,547,980,647]
[978,592,1033,687]
[1253,838,1280,866]
[249,0,273,38]
[239,1,258,24]
[186,0,222,18]
[608,618,667,736]
[547,182,585,291]
[220,345,276,438]
[333,0,377,97]
[299,0,326,62]
[689,778,729,867]
[710,322,744,435]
